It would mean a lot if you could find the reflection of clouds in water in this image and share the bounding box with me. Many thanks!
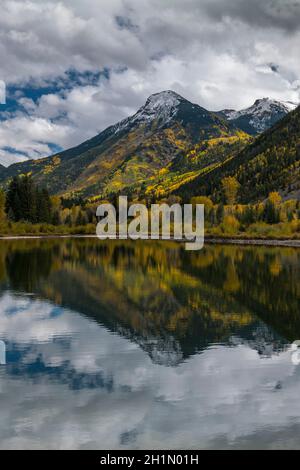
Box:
[0,292,300,449]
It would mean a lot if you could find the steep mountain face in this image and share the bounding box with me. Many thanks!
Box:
[218,98,297,135]
[176,104,300,203]
[0,91,242,198]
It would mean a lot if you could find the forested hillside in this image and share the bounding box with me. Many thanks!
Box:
[176,105,300,203]
[0,91,243,200]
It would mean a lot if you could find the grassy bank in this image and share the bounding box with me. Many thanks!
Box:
[0,222,96,236]
[0,221,299,243]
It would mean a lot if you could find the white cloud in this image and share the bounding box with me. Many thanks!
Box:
[0,81,6,105]
[0,116,73,165]
[0,0,145,83]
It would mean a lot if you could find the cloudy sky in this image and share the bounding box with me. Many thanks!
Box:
[0,0,299,166]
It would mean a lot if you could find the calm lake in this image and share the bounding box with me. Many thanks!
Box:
[0,238,299,449]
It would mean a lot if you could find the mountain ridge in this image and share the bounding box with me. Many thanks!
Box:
[0,90,244,198]
[0,90,298,203]
[217,97,298,135]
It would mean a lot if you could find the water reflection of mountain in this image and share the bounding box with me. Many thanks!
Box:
[0,239,298,365]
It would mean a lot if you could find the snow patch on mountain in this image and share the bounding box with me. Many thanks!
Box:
[141,90,182,120]
[112,91,183,135]
[225,98,297,120]
[222,98,298,133]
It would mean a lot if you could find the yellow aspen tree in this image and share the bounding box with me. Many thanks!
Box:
[221,176,240,205]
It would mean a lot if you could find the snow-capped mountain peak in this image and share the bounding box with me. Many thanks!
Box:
[220,97,298,134]
[112,90,184,135]
[134,90,183,123]
[224,98,297,120]
[144,90,182,108]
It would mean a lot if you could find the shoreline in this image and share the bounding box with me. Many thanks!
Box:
[205,237,300,248]
[0,234,299,248]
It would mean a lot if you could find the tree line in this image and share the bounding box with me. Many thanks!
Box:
[5,175,52,223]
[0,174,299,239]
[0,175,97,230]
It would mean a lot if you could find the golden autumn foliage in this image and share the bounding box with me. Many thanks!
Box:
[221,215,240,234]
[268,191,282,207]
[221,176,240,205]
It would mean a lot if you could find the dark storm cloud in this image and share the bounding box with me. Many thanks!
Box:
[115,15,139,33]
[201,0,300,32]
[269,63,279,73]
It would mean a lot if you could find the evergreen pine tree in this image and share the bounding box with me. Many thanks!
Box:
[5,175,52,224]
